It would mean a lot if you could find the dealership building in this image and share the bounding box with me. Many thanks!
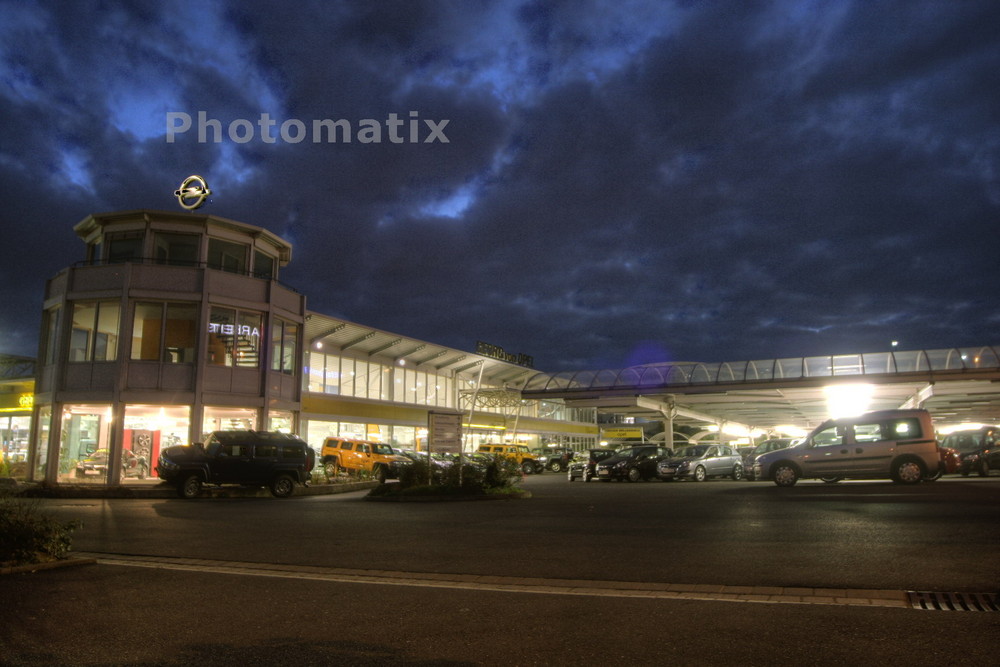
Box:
[8,209,598,485]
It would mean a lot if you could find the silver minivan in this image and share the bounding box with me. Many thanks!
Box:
[752,409,938,487]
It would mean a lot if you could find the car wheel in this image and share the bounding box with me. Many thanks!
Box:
[978,459,990,477]
[550,461,563,473]
[373,466,387,483]
[891,458,924,484]
[626,467,642,482]
[324,459,339,479]
[819,476,842,483]
[731,464,743,481]
[177,473,202,499]
[270,474,295,498]
[693,465,707,482]
[583,470,592,482]
[923,467,943,482]
[773,464,799,487]
[522,461,534,474]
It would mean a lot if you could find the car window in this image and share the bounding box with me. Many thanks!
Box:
[279,445,301,459]
[887,418,922,439]
[340,441,353,451]
[853,423,883,443]
[220,444,246,457]
[812,425,845,447]
[256,444,278,458]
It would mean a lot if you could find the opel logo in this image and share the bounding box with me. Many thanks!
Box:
[174,175,212,210]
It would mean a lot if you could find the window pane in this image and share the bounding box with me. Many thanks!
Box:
[253,251,275,280]
[207,307,236,366]
[70,303,97,362]
[270,320,283,372]
[107,235,143,263]
[94,302,120,361]
[164,303,198,363]
[281,322,297,374]
[207,238,247,274]
[236,311,262,367]
[154,233,199,266]
[131,303,163,361]
[42,307,61,365]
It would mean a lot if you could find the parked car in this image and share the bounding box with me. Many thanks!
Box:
[75,448,149,481]
[156,430,315,498]
[753,409,939,487]
[477,444,540,474]
[321,437,412,482]
[657,444,744,481]
[567,448,618,482]
[742,438,795,480]
[941,426,1000,477]
[533,447,574,472]
[595,446,674,482]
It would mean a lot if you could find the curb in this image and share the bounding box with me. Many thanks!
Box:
[366,489,532,502]
[0,557,97,576]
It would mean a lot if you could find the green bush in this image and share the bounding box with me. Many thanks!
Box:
[0,493,82,566]
[375,454,523,498]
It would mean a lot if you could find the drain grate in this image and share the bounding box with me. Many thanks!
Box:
[907,591,999,612]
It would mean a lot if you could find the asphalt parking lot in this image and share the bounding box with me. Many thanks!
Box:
[3,473,999,665]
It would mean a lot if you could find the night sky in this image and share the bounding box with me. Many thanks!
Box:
[1,1,998,372]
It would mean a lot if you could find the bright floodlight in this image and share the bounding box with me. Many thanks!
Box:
[824,383,874,419]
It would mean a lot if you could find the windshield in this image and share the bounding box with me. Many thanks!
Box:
[941,433,981,452]
[373,444,395,455]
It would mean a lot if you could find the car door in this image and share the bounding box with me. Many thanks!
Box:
[701,446,721,476]
[212,442,251,483]
[800,423,854,478]
[849,420,892,475]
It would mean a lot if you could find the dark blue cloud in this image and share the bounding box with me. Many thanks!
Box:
[0,0,997,371]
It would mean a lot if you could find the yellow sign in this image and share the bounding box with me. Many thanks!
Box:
[18,394,33,409]
[602,427,643,439]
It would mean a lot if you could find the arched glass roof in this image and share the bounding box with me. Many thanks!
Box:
[520,346,1000,392]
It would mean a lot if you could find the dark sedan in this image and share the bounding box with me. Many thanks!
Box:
[567,448,618,482]
[941,427,1000,477]
[595,446,674,482]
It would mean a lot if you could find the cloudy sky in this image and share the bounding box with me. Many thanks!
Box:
[1,0,997,371]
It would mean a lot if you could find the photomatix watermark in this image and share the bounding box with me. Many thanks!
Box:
[166,111,450,144]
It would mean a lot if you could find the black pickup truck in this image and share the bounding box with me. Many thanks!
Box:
[156,430,315,498]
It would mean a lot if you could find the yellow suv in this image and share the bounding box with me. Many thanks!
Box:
[477,443,540,474]
[320,437,412,483]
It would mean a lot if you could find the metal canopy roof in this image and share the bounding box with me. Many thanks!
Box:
[300,313,1000,434]
[303,312,538,386]
[519,346,1000,432]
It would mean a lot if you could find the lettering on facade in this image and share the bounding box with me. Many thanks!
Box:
[207,323,261,338]
[476,340,534,368]
[18,394,34,408]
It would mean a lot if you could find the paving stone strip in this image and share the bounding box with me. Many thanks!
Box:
[73,551,910,609]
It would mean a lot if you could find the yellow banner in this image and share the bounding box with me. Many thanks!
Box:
[602,427,643,439]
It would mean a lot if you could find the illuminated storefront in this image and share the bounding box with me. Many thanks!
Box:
[22,209,597,486]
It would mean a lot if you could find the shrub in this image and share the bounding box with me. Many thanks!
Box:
[374,453,523,498]
[0,493,82,566]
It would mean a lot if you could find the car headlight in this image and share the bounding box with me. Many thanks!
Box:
[677,462,689,471]
[158,458,179,471]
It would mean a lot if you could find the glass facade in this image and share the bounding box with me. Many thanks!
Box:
[69,302,120,362]
[132,302,198,362]
[58,405,112,484]
[207,307,263,367]
[123,405,191,479]
[271,319,298,374]
[202,406,258,437]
